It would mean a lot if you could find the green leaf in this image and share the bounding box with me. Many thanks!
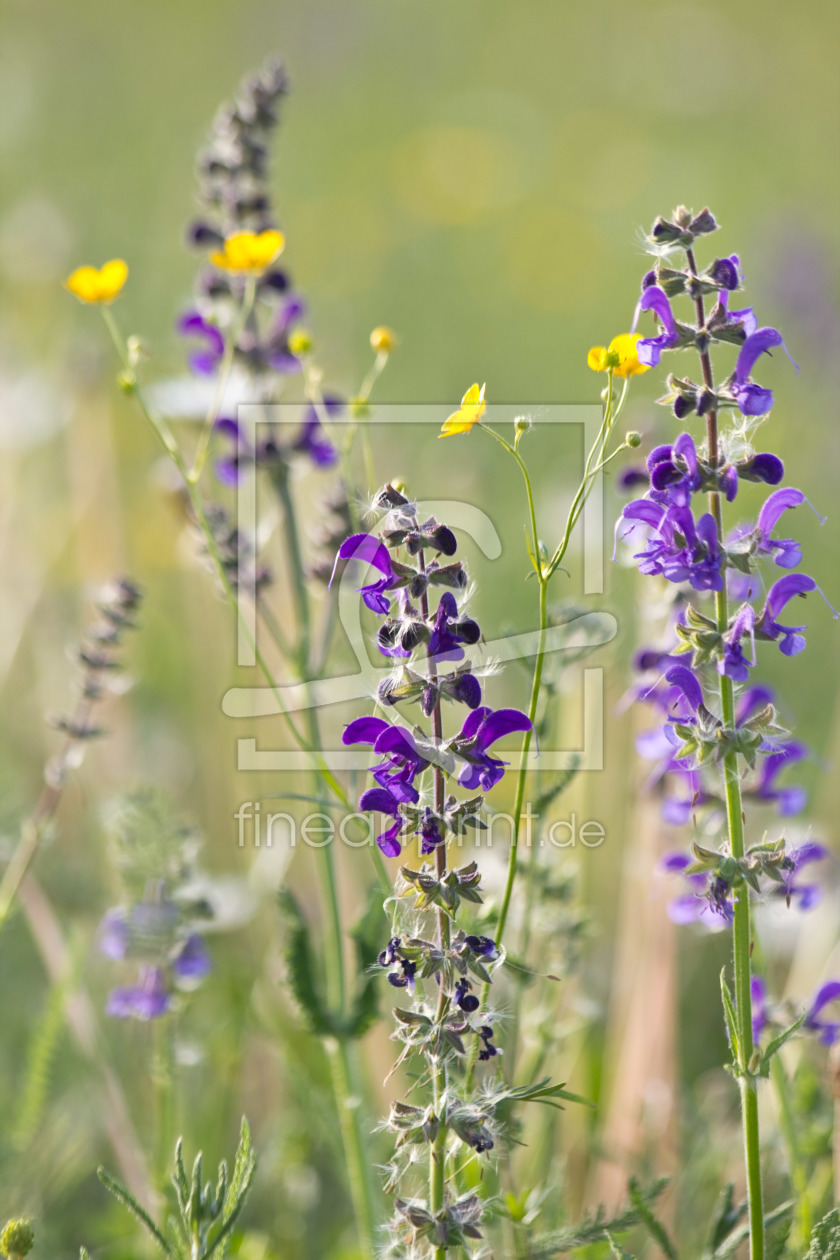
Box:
[804,1208,840,1259]
[701,1182,745,1258]
[528,1177,670,1256]
[505,1076,595,1110]
[719,969,740,1064]
[628,1176,677,1259]
[713,1199,794,1258]
[97,1167,174,1255]
[607,1236,636,1259]
[277,887,333,1037]
[757,1012,805,1077]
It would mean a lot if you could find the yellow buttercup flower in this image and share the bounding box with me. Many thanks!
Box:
[439,382,486,438]
[65,259,128,304]
[587,333,649,378]
[210,229,285,273]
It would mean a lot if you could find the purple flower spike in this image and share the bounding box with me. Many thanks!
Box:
[633,286,681,367]
[805,980,840,1045]
[178,310,225,375]
[332,533,396,614]
[106,967,171,1020]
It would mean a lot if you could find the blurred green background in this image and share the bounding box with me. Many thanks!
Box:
[1,0,839,1255]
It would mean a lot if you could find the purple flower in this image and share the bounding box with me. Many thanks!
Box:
[173,933,212,982]
[264,296,307,373]
[332,534,397,615]
[750,741,807,816]
[357,785,403,857]
[633,286,684,367]
[449,706,532,792]
[621,500,724,592]
[755,487,824,568]
[106,967,171,1020]
[729,327,795,417]
[659,850,733,927]
[720,603,755,681]
[738,452,785,486]
[756,574,838,657]
[648,433,703,506]
[178,310,225,375]
[213,405,337,485]
[709,255,741,291]
[464,935,499,960]
[751,975,768,1043]
[775,840,828,910]
[427,593,481,662]
[291,399,339,468]
[805,980,840,1045]
[343,716,430,805]
[416,807,444,855]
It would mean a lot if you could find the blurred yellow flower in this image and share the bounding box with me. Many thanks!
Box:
[210,230,285,273]
[587,333,649,378]
[65,259,128,304]
[370,326,397,354]
[439,382,486,438]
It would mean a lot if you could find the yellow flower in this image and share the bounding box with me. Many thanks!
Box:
[439,382,486,438]
[587,333,649,378]
[65,259,128,304]
[210,229,285,273]
[370,326,397,354]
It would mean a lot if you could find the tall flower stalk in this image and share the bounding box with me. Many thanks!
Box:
[337,478,594,1256]
[617,204,838,1258]
[63,60,398,1254]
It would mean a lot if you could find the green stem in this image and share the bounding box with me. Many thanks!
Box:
[152,1016,175,1195]
[687,243,764,1260]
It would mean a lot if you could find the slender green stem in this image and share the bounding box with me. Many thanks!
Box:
[686,244,764,1259]
[152,1016,176,1194]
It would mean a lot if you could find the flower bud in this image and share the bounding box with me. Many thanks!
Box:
[117,369,137,394]
[0,1220,35,1259]
[288,328,313,356]
[626,431,642,448]
[513,415,532,449]
[127,336,151,367]
[370,325,397,354]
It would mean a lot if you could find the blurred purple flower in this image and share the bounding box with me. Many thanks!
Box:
[178,310,225,375]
